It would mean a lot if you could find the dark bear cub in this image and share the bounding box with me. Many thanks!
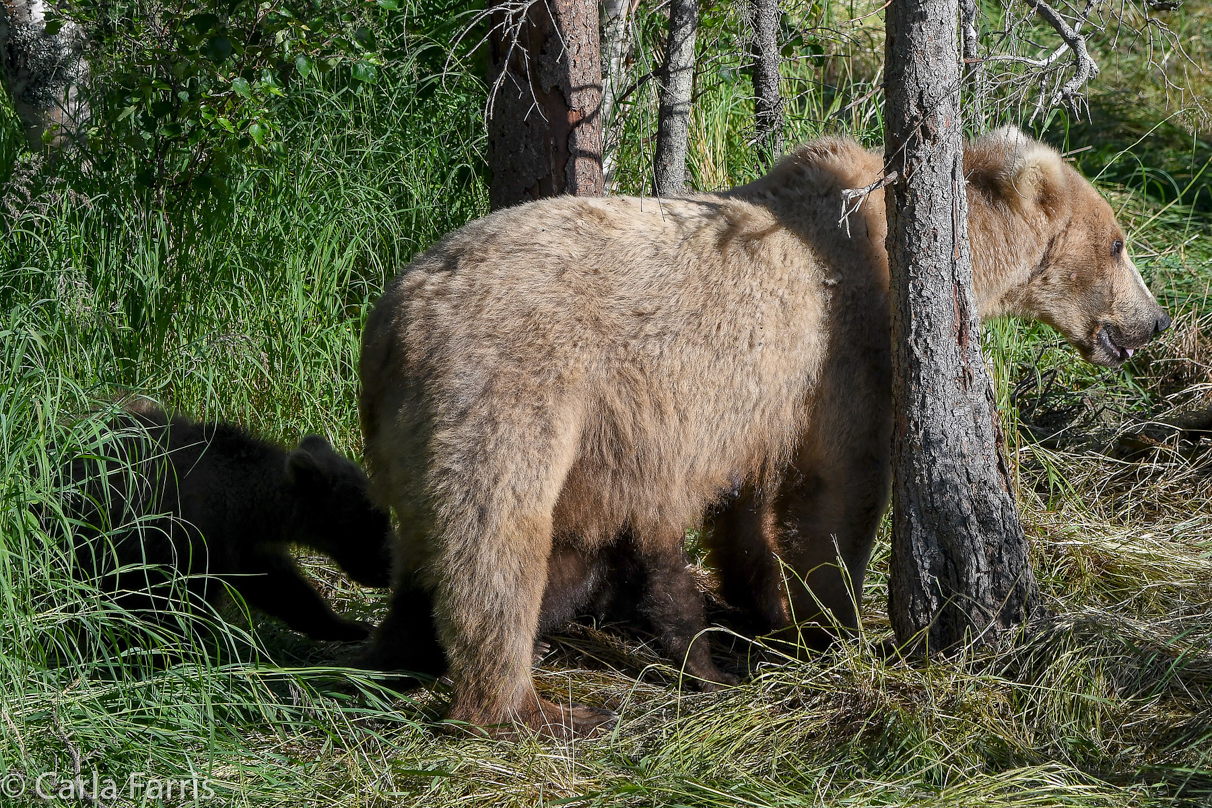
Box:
[364,534,737,691]
[60,405,393,642]
[539,536,738,690]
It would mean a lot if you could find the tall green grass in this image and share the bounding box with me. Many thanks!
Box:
[0,53,488,805]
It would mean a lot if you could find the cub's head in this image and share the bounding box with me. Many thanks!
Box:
[285,434,394,588]
[968,127,1170,367]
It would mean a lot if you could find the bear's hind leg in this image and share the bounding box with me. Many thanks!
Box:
[383,406,612,739]
[434,498,615,739]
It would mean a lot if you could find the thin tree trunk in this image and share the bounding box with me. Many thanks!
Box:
[0,0,88,150]
[960,0,979,67]
[600,0,633,189]
[883,0,1039,653]
[486,0,604,210]
[652,0,698,196]
[748,0,782,168]
[960,0,986,103]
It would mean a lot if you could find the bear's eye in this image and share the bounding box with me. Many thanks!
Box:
[1111,239,1123,257]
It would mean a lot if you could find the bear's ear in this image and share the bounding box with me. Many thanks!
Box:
[982,126,1065,211]
[298,434,335,457]
[285,447,326,491]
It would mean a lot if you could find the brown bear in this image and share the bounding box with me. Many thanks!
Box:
[357,127,1169,738]
[60,404,393,642]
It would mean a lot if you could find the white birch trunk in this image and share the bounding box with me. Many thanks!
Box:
[0,0,89,149]
[600,0,633,190]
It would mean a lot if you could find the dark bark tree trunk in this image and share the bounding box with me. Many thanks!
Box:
[486,0,603,210]
[747,0,782,168]
[652,0,698,196]
[883,0,1039,653]
[0,0,89,150]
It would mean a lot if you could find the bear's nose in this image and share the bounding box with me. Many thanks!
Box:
[1153,312,1171,335]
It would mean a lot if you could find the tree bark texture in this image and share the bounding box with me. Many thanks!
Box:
[486,0,603,210]
[600,0,633,188]
[652,0,698,196]
[883,0,1039,652]
[0,0,89,150]
[747,0,783,168]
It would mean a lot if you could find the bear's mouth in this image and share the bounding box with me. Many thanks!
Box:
[1092,323,1136,366]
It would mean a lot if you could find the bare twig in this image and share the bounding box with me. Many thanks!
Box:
[838,172,898,236]
[52,717,101,807]
[974,0,1101,119]
[1022,0,1100,111]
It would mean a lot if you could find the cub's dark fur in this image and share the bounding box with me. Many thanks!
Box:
[366,535,734,690]
[62,405,392,642]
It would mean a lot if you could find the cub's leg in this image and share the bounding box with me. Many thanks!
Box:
[235,549,372,642]
[538,543,613,634]
[356,464,448,679]
[356,573,446,682]
[631,532,738,691]
[704,489,789,636]
[540,537,734,690]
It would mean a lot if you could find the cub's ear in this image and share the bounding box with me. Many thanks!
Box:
[285,446,326,491]
[973,126,1065,212]
[297,434,335,457]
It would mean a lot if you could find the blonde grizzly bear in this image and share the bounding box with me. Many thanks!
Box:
[358,127,1168,738]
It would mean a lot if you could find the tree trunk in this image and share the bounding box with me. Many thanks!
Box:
[486,0,604,210]
[600,0,633,189]
[960,0,986,103]
[0,0,88,150]
[652,0,698,196]
[747,0,782,168]
[883,0,1039,653]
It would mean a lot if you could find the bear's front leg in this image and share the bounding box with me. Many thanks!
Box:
[773,390,892,653]
[234,549,373,642]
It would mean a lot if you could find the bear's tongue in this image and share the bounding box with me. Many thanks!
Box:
[1124,347,1135,358]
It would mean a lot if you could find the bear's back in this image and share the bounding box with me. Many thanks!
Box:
[66,407,289,576]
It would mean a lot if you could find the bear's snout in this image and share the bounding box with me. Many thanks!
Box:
[1092,300,1170,366]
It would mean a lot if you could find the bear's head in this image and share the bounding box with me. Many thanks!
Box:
[968,127,1170,367]
[284,434,393,588]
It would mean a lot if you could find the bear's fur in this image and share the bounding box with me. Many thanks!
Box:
[62,404,393,642]
[358,128,1169,737]
[358,532,729,694]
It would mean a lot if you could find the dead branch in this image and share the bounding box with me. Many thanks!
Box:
[837,171,897,236]
[1022,0,1100,110]
[973,0,1101,118]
